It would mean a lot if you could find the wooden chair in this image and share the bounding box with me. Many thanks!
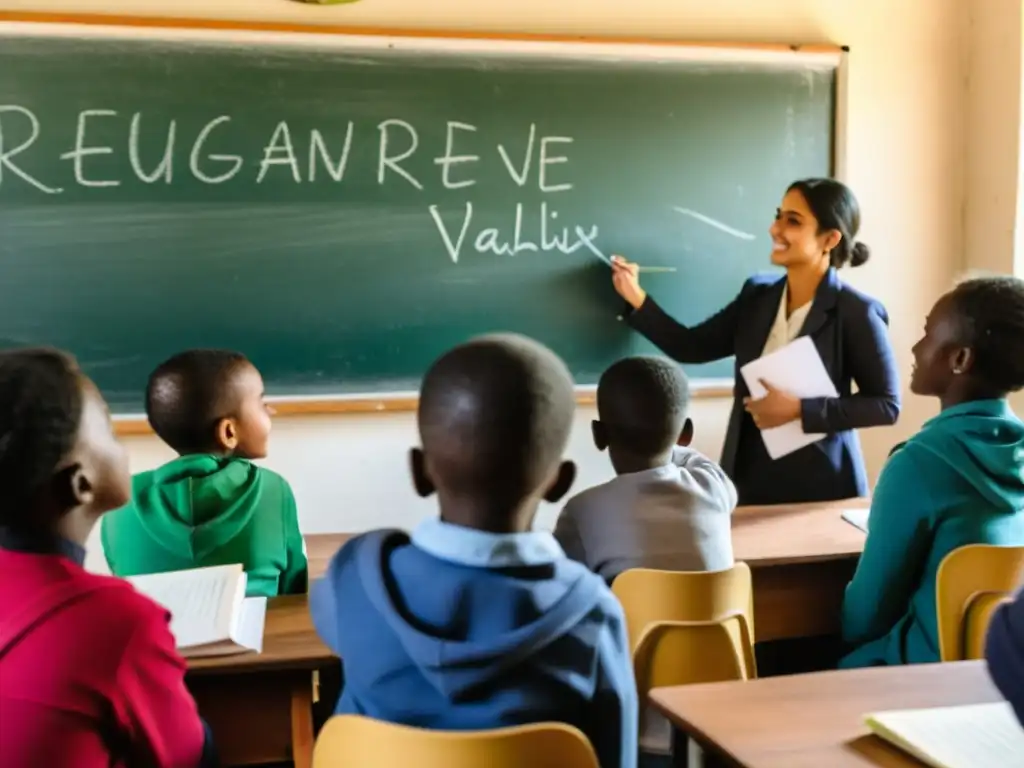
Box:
[936,543,1024,661]
[612,564,756,677]
[312,715,599,768]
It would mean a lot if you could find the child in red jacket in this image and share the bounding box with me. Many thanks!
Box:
[0,348,215,768]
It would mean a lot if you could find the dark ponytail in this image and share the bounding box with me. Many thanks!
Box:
[787,178,869,269]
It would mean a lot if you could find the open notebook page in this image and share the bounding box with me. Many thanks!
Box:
[128,565,244,649]
[865,702,1024,768]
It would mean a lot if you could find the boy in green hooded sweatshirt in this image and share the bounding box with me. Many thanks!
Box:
[840,276,1024,668]
[101,350,307,597]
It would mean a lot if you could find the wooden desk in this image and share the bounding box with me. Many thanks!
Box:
[650,661,1002,767]
[732,499,866,642]
[187,595,333,768]
[304,498,868,644]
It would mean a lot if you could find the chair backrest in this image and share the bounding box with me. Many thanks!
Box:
[632,612,754,697]
[964,591,1013,660]
[611,563,756,676]
[312,716,599,768]
[936,543,1024,661]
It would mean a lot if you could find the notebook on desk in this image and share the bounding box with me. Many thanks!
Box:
[128,564,266,658]
[841,508,870,533]
[865,701,1024,768]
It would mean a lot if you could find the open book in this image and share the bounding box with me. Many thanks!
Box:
[865,702,1024,768]
[128,564,267,658]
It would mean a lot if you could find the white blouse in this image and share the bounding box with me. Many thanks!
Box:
[761,283,813,357]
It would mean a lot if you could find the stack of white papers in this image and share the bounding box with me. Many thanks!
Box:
[739,336,838,459]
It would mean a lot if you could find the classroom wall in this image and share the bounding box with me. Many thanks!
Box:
[3,0,977,566]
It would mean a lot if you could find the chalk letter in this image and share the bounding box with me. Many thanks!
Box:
[257,121,301,183]
[129,113,175,184]
[475,228,511,256]
[433,121,478,190]
[309,123,354,182]
[189,116,243,184]
[428,202,473,263]
[59,109,120,188]
[377,119,423,190]
[0,105,62,194]
[538,136,573,193]
[497,123,536,187]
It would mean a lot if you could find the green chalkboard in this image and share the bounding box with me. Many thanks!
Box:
[0,30,835,412]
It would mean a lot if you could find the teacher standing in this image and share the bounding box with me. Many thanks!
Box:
[612,178,900,506]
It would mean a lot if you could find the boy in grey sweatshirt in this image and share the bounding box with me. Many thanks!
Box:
[554,356,737,585]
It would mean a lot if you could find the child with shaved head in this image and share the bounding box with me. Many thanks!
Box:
[312,334,637,768]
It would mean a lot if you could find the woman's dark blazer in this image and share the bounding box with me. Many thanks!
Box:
[626,267,901,502]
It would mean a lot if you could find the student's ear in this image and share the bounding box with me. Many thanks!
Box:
[52,464,94,510]
[591,420,608,451]
[543,460,576,503]
[677,418,694,447]
[409,448,435,498]
[950,346,975,376]
[215,417,239,453]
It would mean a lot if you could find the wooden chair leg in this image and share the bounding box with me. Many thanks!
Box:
[289,675,315,768]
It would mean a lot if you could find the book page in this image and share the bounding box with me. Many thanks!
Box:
[128,565,242,649]
[865,702,1024,768]
[232,597,268,654]
[739,336,839,460]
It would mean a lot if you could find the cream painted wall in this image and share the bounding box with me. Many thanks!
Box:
[2,0,970,566]
[965,0,1023,277]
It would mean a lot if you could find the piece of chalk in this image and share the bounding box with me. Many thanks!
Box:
[637,266,678,273]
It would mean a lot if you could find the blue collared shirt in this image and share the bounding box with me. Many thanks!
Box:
[411,518,564,568]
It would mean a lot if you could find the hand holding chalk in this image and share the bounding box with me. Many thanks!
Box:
[611,255,648,310]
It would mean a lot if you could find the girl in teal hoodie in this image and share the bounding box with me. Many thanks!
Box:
[841,276,1024,668]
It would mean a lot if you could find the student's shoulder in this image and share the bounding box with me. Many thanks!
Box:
[323,529,409,579]
[876,438,943,493]
[558,559,625,618]
[253,465,296,495]
[562,479,620,517]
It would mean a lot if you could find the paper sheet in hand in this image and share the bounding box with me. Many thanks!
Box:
[865,702,1024,768]
[740,336,838,459]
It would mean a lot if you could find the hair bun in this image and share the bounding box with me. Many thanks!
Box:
[850,241,871,267]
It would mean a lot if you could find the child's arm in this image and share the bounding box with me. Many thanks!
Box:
[840,447,934,647]
[589,601,639,768]
[986,587,1024,724]
[279,484,308,594]
[671,446,738,511]
[114,606,209,767]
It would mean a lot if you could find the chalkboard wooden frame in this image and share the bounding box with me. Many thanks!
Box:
[0,12,846,435]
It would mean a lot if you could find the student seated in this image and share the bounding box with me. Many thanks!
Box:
[311,334,638,768]
[554,355,736,584]
[0,348,215,767]
[985,572,1024,724]
[102,350,306,597]
[840,277,1024,668]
